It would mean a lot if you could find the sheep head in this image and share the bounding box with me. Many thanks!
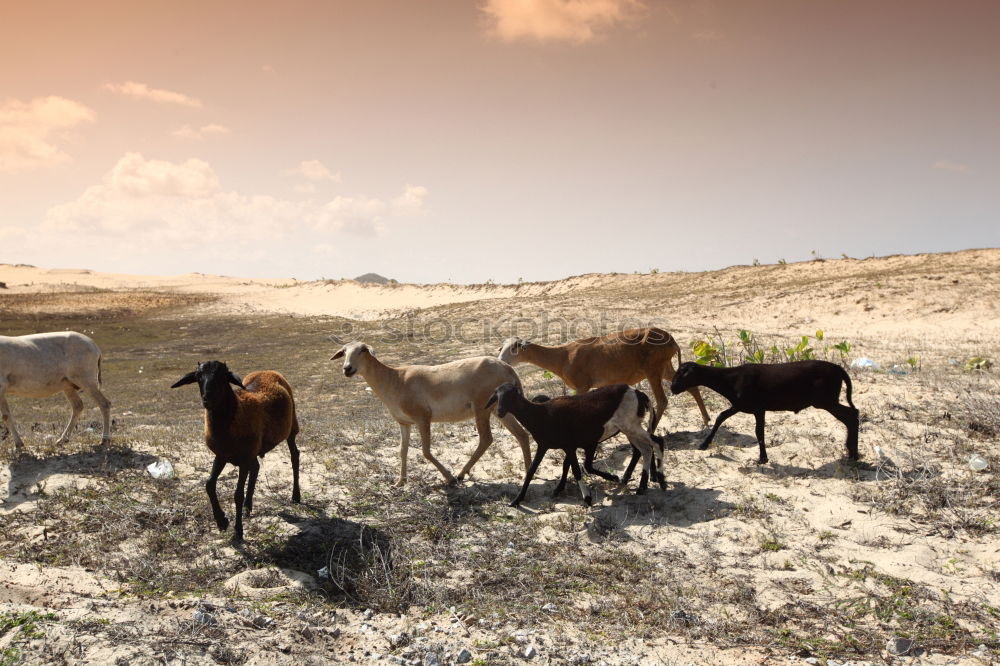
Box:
[669,361,703,395]
[330,342,374,378]
[497,337,530,365]
[485,382,521,418]
[171,360,245,408]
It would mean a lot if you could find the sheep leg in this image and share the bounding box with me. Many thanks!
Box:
[455,411,494,481]
[688,387,711,427]
[499,413,533,473]
[54,384,84,446]
[700,407,739,450]
[418,421,456,485]
[623,434,657,494]
[394,423,411,488]
[622,434,667,487]
[244,459,260,516]
[553,455,571,497]
[645,373,668,436]
[754,411,768,464]
[287,431,301,503]
[81,381,112,444]
[511,446,548,507]
[0,390,26,453]
[583,446,620,483]
[825,403,861,460]
[620,440,666,486]
[232,460,256,544]
[206,457,229,532]
[567,452,592,506]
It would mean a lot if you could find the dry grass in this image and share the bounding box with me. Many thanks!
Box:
[1,282,999,663]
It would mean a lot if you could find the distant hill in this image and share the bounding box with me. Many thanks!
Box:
[354,272,393,284]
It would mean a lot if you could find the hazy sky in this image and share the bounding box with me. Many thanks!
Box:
[1,1,997,283]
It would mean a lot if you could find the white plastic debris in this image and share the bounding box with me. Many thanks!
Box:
[969,454,989,472]
[146,459,174,479]
[850,358,879,370]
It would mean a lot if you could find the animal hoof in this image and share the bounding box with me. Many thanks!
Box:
[243,505,253,517]
[392,479,406,489]
[608,475,621,483]
[659,481,667,491]
[757,457,768,465]
[216,517,230,532]
[698,442,711,451]
[231,534,244,546]
[508,500,521,508]
[292,491,301,503]
[635,487,647,496]
[100,437,111,445]
[583,496,593,506]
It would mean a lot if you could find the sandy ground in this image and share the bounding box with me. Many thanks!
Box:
[1,250,998,665]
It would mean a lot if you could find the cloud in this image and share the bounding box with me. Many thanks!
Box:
[482,0,644,43]
[289,159,341,183]
[932,160,972,174]
[0,96,95,172]
[41,153,426,247]
[173,123,230,140]
[103,81,203,108]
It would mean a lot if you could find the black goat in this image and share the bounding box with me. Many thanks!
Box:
[669,360,859,464]
[486,383,664,506]
[530,394,666,488]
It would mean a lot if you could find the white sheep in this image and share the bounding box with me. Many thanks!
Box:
[0,331,111,455]
[331,342,533,487]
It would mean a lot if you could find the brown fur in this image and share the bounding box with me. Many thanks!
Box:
[501,327,710,433]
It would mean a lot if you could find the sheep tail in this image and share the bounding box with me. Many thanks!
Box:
[840,366,855,408]
[98,354,103,388]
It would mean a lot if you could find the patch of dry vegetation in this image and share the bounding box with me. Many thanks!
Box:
[2,271,999,663]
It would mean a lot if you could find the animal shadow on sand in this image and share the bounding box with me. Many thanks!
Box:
[663,428,879,482]
[586,482,734,543]
[260,510,400,607]
[2,445,158,510]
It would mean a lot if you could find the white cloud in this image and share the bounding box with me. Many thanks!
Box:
[482,0,644,43]
[0,96,95,172]
[932,159,972,174]
[392,184,429,212]
[40,153,426,247]
[103,81,203,108]
[173,123,230,140]
[289,159,341,183]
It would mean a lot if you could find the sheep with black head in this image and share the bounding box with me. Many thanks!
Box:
[669,360,859,464]
[171,361,300,544]
[486,382,664,507]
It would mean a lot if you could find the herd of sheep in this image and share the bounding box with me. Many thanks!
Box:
[0,328,860,544]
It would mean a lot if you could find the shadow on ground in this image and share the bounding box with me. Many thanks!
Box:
[2,445,158,509]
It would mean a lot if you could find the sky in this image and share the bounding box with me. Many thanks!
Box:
[1,0,998,283]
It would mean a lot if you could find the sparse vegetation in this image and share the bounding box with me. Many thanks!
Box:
[2,253,999,663]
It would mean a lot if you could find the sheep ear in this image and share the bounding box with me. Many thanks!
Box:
[330,347,346,361]
[171,371,198,388]
[485,391,499,410]
[228,372,245,389]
